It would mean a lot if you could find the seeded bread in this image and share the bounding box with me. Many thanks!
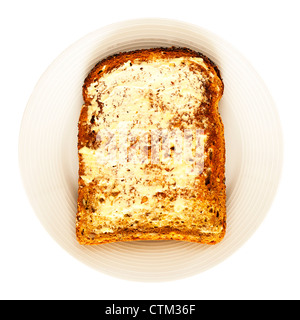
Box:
[76,47,226,245]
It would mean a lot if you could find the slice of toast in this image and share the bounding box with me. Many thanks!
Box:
[76,47,226,245]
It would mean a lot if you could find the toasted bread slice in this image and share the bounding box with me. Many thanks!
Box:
[76,47,226,245]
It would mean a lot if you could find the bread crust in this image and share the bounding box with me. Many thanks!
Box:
[76,47,226,245]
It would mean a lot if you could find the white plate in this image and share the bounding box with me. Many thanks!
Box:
[19,18,283,282]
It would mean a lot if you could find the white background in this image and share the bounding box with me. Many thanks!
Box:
[1,0,299,300]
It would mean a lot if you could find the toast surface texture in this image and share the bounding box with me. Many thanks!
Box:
[76,47,226,245]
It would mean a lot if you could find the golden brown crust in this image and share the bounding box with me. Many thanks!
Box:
[76,47,226,245]
[82,47,223,106]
